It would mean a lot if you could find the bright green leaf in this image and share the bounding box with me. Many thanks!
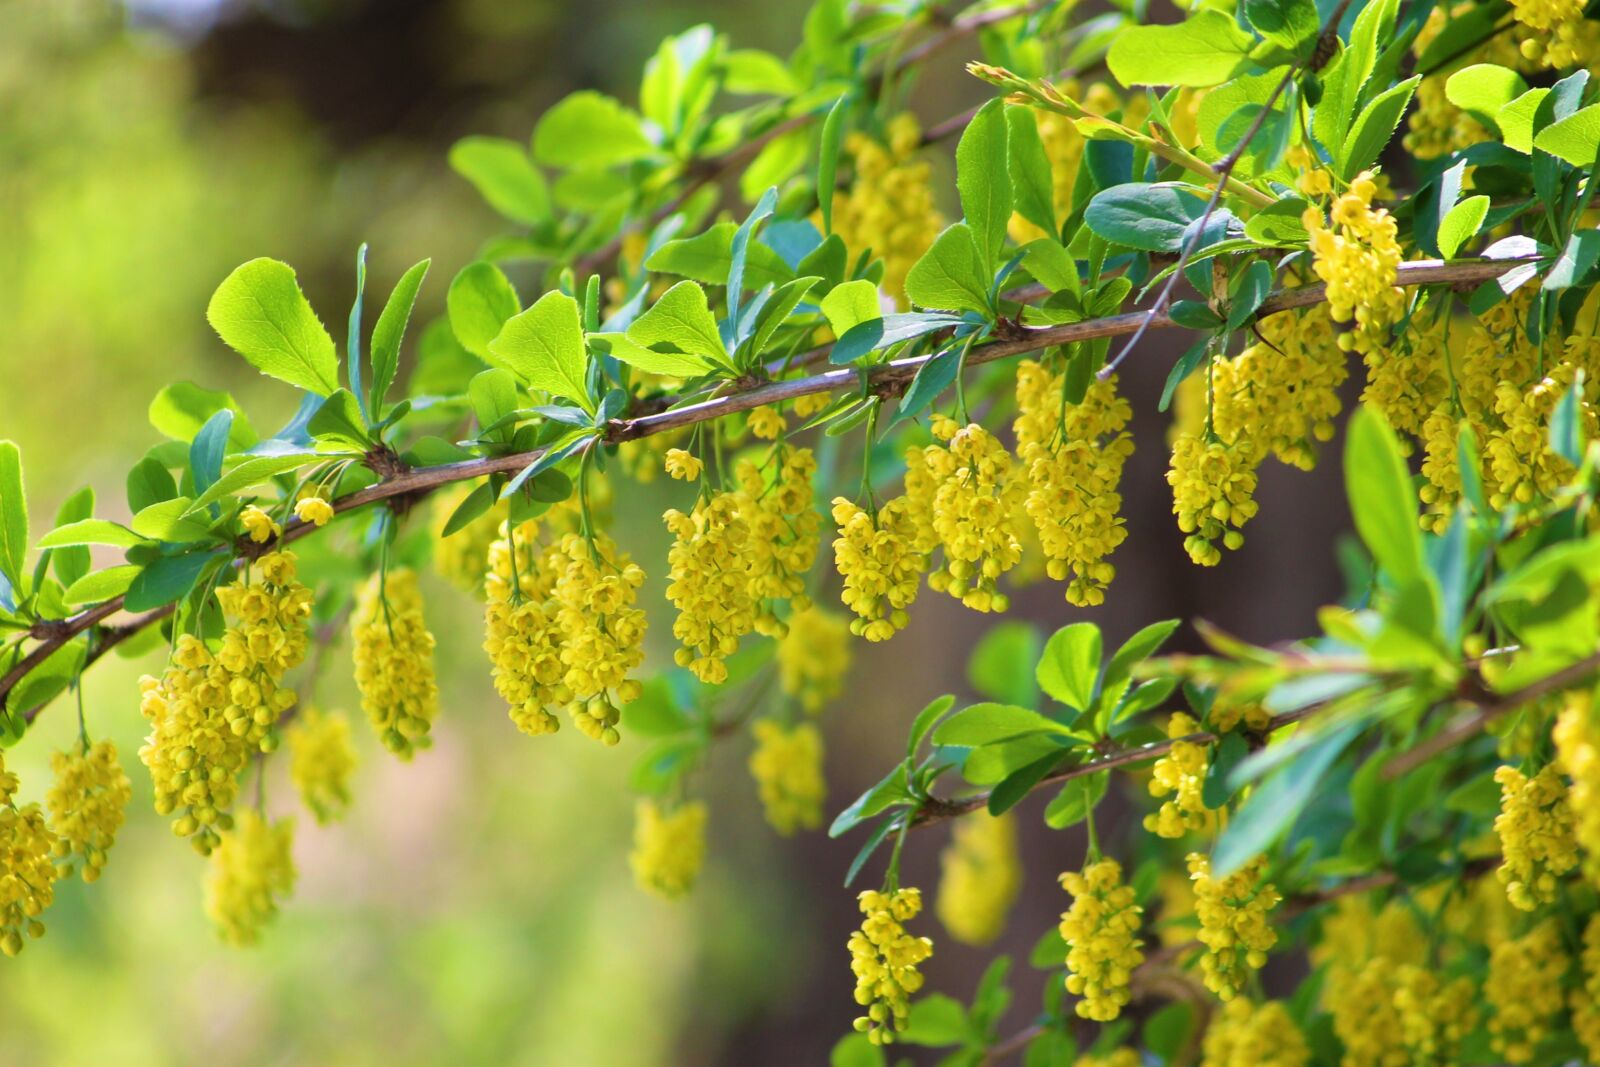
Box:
[489,290,594,412]
[1437,195,1489,259]
[904,223,991,314]
[626,281,731,365]
[532,91,658,168]
[449,136,551,224]
[206,258,339,396]
[1107,11,1255,88]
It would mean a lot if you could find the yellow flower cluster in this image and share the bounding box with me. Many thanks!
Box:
[1059,858,1145,1021]
[1403,7,1492,159]
[46,739,130,882]
[935,811,1021,947]
[1555,693,1600,883]
[1304,172,1404,360]
[430,485,508,597]
[777,605,851,712]
[287,708,357,825]
[1189,852,1280,1000]
[1486,919,1568,1064]
[0,753,59,956]
[1510,0,1590,67]
[1485,369,1588,510]
[1361,310,1448,440]
[351,568,441,758]
[1167,432,1258,566]
[736,446,821,636]
[747,720,826,835]
[1574,913,1600,1063]
[1201,997,1308,1067]
[665,493,757,683]
[630,799,706,898]
[1212,307,1345,472]
[1210,702,1271,734]
[1492,764,1578,910]
[907,417,1024,612]
[848,886,934,1044]
[203,809,295,947]
[294,496,334,527]
[831,113,942,305]
[1311,891,1428,1002]
[1328,957,1477,1067]
[830,496,926,641]
[139,551,311,854]
[1074,1053,1140,1067]
[485,521,647,742]
[1144,712,1212,838]
[1013,361,1133,606]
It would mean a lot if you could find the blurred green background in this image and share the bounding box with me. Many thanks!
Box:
[0,1,1354,1063]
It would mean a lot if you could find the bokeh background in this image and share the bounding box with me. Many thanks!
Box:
[0,1,1354,1063]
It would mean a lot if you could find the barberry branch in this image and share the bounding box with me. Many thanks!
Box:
[0,256,1532,718]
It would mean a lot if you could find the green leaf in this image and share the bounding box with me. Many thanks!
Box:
[621,678,691,738]
[206,258,339,396]
[1212,722,1361,876]
[830,1033,887,1067]
[1437,195,1489,259]
[1043,772,1108,829]
[38,519,145,550]
[488,290,594,413]
[1244,0,1318,53]
[307,389,371,450]
[1007,106,1056,236]
[469,369,520,442]
[588,332,712,377]
[1344,406,1424,584]
[1534,103,1600,167]
[1084,183,1203,253]
[933,703,1071,747]
[1107,11,1255,88]
[448,261,522,362]
[1549,375,1586,466]
[1545,230,1600,292]
[369,259,430,414]
[148,383,257,449]
[62,565,140,605]
[907,694,956,758]
[968,622,1041,707]
[904,223,991,314]
[1036,622,1102,713]
[46,487,95,590]
[131,499,213,544]
[829,763,911,837]
[187,453,319,513]
[1104,619,1181,693]
[189,410,232,496]
[0,442,27,586]
[627,281,732,365]
[820,279,883,339]
[957,99,1013,266]
[1499,89,1551,154]
[899,994,973,1047]
[448,136,550,224]
[126,457,177,514]
[739,128,809,203]
[124,550,223,613]
[646,223,795,289]
[532,91,658,168]
[1338,75,1420,180]
[817,96,848,236]
[1444,64,1527,132]
[722,49,798,95]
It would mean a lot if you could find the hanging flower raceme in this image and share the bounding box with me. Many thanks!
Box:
[1574,913,1600,1062]
[351,567,440,759]
[909,416,1025,612]
[1059,858,1144,1021]
[1486,919,1568,1064]
[551,531,647,745]
[1304,171,1404,361]
[1492,763,1579,910]
[1211,307,1346,472]
[139,551,312,854]
[777,605,851,712]
[1328,957,1477,1067]
[735,445,821,635]
[747,720,826,835]
[1360,305,1449,441]
[1200,997,1309,1067]
[1167,430,1259,566]
[1144,712,1213,838]
[935,811,1021,947]
[1555,692,1600,883]
[1189,853,1280,1000]
[485,519,567,737]
[430,485,508,598]
[287,708,357,825]
[830,113,942,305]
[1510,0,1590,67]
[204,809,295,947]
[46,739,131,882]
[830,496,926,641]
[1013,361,1133,606]
[665,492,757,684]
[0,753,60,956]
[630,799,706,899]
[848,887,933,1045]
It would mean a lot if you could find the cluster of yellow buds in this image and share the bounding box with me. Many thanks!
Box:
[664,492,757,684]
[935,811,1021,947]
[830,113,942,305]
[848,887,933,1044]
[1486,919,1568,1064]
[1492,764,1578,910]
[1013,361,1134,606]
[485,519,566,736]
[747,720,826,835]
[551,532,647,745]
[1328,956,1477,1067]
[1510,0,1592,67]
[1555,692,1600,883]
[907,417,1025,612]
[351,568,440,758]
[1200,997,1309,1067]
[0,752,60,955]
[46,739,131,882]
[203,809,296,946]
[1144,712,1213,838]
[286,708,357,825]
[630,799,707,898]
[1059,858,1145,1021]
[1210,701,1271,734]
[1189,853,1280,1000]
[1211,307,1345,472]
[1304,171,1404,360]
[139,551,311,854]
[830,496,926,641]
[1167,431,1259,566]
[1575,914,1600,1062]
[776,605,852,712]
[735,445,821,635]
